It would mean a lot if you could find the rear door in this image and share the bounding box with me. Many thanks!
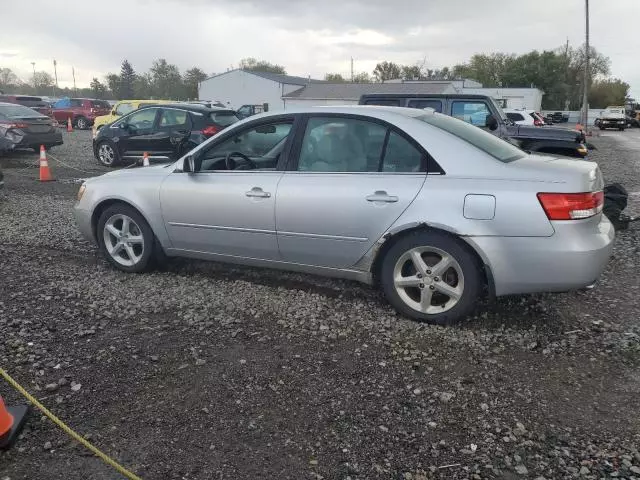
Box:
[275,114,427,268]
[152,107,192,159]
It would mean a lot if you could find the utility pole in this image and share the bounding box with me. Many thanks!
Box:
[31,62,36,86]
[72,66,77,95]
[582,0,590,129]
[53,59,59,96]
[350,57,354,82]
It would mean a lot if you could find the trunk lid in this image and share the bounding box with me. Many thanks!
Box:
[511,154,603,193]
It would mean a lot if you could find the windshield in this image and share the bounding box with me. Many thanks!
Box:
[0,104,47,118]
[418,112,526,163]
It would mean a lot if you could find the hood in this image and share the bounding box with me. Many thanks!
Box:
[85,163,174,184]
[511,124,585,143]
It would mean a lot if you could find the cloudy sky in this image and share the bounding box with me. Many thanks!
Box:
[2,0,639,98]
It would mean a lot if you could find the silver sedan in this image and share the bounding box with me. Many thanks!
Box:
[74,106,614,324]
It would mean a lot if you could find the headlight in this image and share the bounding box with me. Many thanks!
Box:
[77,183,86,201]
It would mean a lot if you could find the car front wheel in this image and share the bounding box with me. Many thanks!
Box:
[96,141,119,167]
[97,205,156,273]
[380,230,482,325]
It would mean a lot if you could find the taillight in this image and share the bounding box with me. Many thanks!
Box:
[537,191,604,220]
[0,121,28,129]
[202,125,220,137]
[534,119,543,126]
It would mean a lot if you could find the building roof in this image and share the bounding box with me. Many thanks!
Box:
[283,82,455,100]
[203,69,323,86]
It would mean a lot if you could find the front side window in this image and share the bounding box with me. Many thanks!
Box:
[115,103,134,116]
[159,109,189,128]
[70,99,83,107]
[199,121,293,171]
[123,108,158,129]
[452,101,492,127]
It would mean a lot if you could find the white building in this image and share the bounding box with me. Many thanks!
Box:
[282,82,457,109]
[198,69,323,112]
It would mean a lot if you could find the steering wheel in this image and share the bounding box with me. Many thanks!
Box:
[225,151,257,170]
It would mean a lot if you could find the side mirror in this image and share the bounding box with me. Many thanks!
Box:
[486,114,499,131]
[183,154,197,173]
[111,110,117,115]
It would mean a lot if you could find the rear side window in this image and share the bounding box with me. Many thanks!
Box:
[210,111,239,127]
[159,109,190,128]
[506,112,525,121]
[418,113,525,163]
[382,131,423,172]
[407,99,443,112]
[91,100,110,109]
[363,98,401,106]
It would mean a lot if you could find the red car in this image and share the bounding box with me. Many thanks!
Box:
[0,95,53,117]
[52,98,111,130]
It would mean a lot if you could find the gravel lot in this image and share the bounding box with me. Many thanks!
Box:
[1,129,640,480]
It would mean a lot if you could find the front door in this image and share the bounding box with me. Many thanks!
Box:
[115,107,160,159]
[150,107,192,160]
[275,115,427,268]
[159,117,295,260]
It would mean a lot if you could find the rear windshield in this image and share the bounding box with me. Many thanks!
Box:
[418,113,526,163]
[210,111,239,126]
[91,100,111,108]
[16,96,42,102]
[0,104,47,118]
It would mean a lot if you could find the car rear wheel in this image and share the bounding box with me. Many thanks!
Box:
[96,141,119,167]
[379,230,482,325]
[97,205,155,273]
[75,116,89,130]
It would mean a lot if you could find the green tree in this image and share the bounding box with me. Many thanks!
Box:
[239,57,286,74]
[150,58,183,99]
[372,61,401,82]
[105,73,120,98]
[401,65,422,80]
[90,78,107,98]
[119,60,136,99]
[32,71,54,94]
[589,79,629,108]
[134,73,153,99]
[183,67,208,99]
[0,68,20,91]
[324,73,346,82]
[352,72,372,83]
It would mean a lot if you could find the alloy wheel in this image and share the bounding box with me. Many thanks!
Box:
[77,117,88,129]
[393,246,464,314]
[102,214,145,267]
[98,144,115,166]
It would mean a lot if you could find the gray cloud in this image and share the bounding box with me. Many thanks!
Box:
[2,0,639,97]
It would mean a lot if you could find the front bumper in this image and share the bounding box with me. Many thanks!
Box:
[467,216,615,296]
[73,205,95,245]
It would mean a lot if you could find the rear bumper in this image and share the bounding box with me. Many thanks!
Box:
[466,216,615,296]
[1,130,63,150]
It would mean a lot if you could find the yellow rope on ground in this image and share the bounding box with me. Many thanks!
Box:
[0,367,142,480]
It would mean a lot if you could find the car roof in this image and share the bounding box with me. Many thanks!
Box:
[137,103,234,113]
[249,105,435,122]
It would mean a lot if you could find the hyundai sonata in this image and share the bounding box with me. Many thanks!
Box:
[74,106,614,324]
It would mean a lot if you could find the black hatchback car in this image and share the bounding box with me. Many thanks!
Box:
[93,103,239,167]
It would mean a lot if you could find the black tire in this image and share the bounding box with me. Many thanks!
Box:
[379,230,482,325]
[75,116,89,130]
[97,204,156,273]
[96,140,120,167]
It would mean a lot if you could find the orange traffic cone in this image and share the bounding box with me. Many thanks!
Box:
[67,117,73,133]
[142,151,150,167]
[39,145,54,182]
[0,395,28,450]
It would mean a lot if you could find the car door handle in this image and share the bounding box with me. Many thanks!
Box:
[366,191,398,203]
[245,187,271,198]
